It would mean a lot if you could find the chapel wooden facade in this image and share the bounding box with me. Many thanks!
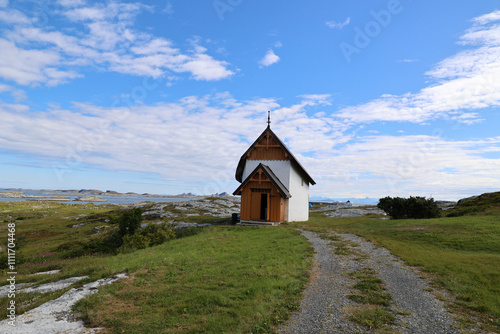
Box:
[233,118,315,223]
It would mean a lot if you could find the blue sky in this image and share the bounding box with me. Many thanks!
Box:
[1,0,500,200]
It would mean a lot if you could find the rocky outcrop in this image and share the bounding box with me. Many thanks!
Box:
[313,203,387,218]
[0,274,127,333]
[0,192,70,201]
[175,197,240,218]
[78,189,104,195]
[324,207,387,218]
[74,196,107,202]
[141,204,177,219]
[141,197,241,220]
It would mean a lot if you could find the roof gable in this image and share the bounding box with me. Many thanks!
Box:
[245,129,289,161]
[235,126,316,185]
[233,163,291,198]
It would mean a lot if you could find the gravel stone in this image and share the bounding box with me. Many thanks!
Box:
[279,230,461,334]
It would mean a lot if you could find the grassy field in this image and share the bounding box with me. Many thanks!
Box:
[289,209,500,332]
[2,195,500,333]
[74,227,311,333]
[0,200,313,333]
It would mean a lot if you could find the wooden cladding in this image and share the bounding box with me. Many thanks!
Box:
[246,131,289,161]
[240,184,285,222]
[251,188,271,193]
[239,170,286,222]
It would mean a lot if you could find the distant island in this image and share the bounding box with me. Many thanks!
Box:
[0,188,235,205]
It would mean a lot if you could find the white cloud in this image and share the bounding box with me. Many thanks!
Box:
[397,59,418,63]
[308,135,500,199]
[1,92,499,199]
[326,17,350,29]
[472,10,500,25]
[176,53,234,81]
[0,94,281,184]
[335,11,500,124]
[0,9,30,24]
[0,38,81,86]
[63,2,149,22]
[162,2,174,15]
[58,0,85,7]
[0,83,26,100]
[0,0,8,8]
[0,1,235,86]
[259,49,280,68]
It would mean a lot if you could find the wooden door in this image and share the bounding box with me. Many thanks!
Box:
[250,191,261,220]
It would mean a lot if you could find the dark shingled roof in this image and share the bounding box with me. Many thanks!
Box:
[235,126,316,185]
[233,163,291,198]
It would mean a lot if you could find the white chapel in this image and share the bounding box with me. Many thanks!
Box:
[233,112,315,223]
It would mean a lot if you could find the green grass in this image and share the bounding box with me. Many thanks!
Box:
[446,191,500,217]
[73,226,312,333]
[3,197,500,332]
[348,305,396,329]
[290,212,500,331]
[0,201,313,333]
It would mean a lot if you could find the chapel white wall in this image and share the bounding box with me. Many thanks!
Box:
[243,160,291,189]
[287,163,310,222]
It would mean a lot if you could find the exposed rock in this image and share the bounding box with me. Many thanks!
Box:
[324,207,387,218]
[313,203,387,218]
[175,199,239,217]
[0,283,34,297]
[141,204,177,219]
[436,201,457,210]
[0,276,88,298]
[74,196,107,202]
[78,189,104,195]
[311,202,356,212]
[140,197,241,220]
[0,192,37,198]
[67,222,88,228]
[0,274,127,333]
[0,192,69,201]
[457,196,479,204]
[30,270,61,276]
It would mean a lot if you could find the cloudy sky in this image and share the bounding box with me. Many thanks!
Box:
[1,0,500,200]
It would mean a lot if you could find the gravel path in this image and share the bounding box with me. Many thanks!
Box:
[278,230,460,334]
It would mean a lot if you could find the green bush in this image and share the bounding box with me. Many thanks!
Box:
[117,207,143,237]
[122,223,176,250]
[377,196,441,219]
[101,207,144,249]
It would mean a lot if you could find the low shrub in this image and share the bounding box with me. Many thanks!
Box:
[122,223,176,250]
[377,196,441,219]
[116,207,143,237]
[446,207,481,217]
